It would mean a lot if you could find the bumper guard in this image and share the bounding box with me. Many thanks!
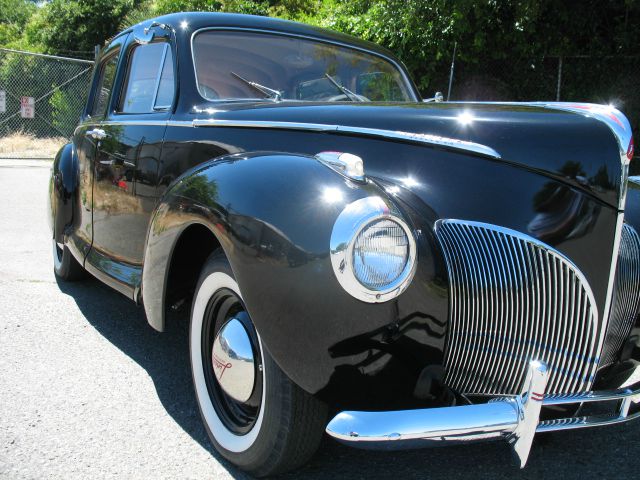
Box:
[326,361,640,467]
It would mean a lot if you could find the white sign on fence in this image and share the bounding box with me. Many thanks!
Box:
[20,96,35,119]
[0,90,5,113]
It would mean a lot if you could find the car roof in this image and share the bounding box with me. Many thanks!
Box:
[134,12,402,65]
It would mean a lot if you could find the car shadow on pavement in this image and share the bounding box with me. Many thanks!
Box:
[55,275,252,480]
[56,276,640,480]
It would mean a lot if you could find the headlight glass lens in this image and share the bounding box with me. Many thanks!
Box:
[352,219,409,290]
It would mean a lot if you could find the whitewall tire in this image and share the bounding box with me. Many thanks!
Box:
[189,252,328,477]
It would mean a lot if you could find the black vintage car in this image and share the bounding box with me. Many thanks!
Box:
[48,11,639,477]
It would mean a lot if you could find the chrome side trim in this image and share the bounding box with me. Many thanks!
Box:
[598,212,626,368]
[600,223,640,366]
[326,361,640,466]
[435,219,600,395]
[80,118,501,159]
[329,196,417,303]
[193,119,502,159]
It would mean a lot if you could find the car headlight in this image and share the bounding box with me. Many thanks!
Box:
[330,196,417,302]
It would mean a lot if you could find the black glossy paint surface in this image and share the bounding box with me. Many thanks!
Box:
[50,12,634,407]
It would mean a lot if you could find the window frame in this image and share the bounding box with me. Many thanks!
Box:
[115,39,176,116]
[87,49,121,120]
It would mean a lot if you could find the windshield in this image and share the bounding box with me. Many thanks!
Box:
[192,30,415,103]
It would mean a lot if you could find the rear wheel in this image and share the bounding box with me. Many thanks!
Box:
[52,239,84,281]
[190,252,327,477]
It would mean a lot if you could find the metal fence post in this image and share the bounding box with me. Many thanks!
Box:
[447,42,457,101]
[556,56,563,101]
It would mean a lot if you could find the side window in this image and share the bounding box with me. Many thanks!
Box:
[120,42,174,113]
[154,47,175,109]
[91,52,119,117]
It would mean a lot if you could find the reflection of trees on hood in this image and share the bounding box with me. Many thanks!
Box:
[533,161,585,212]
[590,166,614,191]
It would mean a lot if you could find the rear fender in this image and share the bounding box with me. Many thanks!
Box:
[48,143,78,243]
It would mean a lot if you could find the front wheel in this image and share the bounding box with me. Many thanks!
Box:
[190,252,328,477]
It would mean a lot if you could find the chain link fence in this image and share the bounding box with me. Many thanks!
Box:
[0,45,637,163]
[0,48,94,159]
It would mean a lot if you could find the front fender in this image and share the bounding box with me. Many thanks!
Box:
[48,143,78,242]
[142,151,446,401]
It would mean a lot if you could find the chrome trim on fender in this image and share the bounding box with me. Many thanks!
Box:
[329,196,417,303]
[326,361,640,467]
[193,119,502,159]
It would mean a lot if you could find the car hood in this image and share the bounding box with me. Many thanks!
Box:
[193,101,632,209]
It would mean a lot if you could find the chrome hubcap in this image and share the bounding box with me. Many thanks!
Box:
[212,318,256,403]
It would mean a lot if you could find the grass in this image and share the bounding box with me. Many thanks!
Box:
[0,132,67,159]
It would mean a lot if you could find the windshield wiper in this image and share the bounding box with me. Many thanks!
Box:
[231,71,282,101]
[324,73,362,102]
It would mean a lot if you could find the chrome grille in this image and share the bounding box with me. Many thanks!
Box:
[600,224,640,366]
[436,219,600,396]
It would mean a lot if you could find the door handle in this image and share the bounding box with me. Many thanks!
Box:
[86,128,107,140]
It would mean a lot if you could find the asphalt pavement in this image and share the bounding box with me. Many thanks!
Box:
[0,158,638,479]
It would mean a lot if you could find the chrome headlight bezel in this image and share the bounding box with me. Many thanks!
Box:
[330,196,417,303]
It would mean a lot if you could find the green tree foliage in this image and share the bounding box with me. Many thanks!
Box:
[24,0,138,56]
[0,0,36,47]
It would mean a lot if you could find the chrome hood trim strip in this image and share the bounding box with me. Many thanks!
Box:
[531,102,633,166]
[192,118,502,159]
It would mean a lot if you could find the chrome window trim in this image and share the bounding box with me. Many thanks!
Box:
[192,119,502,159]
[151,43,171,111]
[329,196,417,303]
[118,41,173,114]
[189,26,420,103]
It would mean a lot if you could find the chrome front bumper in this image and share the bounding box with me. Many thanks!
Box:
[326,361,640,467]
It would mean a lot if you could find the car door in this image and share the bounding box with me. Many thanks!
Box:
[67,38,124,264]
[85,29,175,298]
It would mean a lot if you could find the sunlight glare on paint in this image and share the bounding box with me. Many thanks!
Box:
[323,187,344,204]
[457,111,475,126]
